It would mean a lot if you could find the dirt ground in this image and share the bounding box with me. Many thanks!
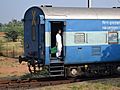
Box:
[0,57,28,78]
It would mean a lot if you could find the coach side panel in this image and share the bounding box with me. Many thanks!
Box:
[64,19,120,64]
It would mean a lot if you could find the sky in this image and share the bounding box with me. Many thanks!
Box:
[0,0,120,24]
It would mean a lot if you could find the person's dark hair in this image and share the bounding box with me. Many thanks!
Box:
[58,29,61,31]
[57,29,62,35]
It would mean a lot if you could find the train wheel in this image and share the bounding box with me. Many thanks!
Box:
[114,65,120,75]
[66,67,81,78]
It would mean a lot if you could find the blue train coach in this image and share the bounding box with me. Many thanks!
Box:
[19,6,120,77]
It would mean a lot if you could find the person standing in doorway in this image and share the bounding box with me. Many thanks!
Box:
[56,29,62,58]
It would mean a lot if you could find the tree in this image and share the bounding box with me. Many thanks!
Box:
[0,23,2,27]
[3,19,23,42]
[0,23,3,32]
[5,30,19,42]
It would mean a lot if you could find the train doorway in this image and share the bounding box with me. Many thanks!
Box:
[50,21,64,58]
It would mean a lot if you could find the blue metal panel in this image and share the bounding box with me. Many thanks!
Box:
[66,19,120,32]
[101,44,120,61]
[24,19,39,56]
[66,20,101,31]
[45,47,50,65]
[64,46,99,64]
[24,7,45,63]
[64,45,120,64]
[45,20,50,32]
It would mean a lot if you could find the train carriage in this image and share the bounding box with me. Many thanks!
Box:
[19,6,120,77]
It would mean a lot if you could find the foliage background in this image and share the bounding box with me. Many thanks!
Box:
[0,19,23,57]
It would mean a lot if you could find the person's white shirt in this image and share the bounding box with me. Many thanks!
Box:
[56,33,62,57]
[56,33,62,48]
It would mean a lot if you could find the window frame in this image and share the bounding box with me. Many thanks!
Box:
[74,33,85,44]
[108,31,118,44]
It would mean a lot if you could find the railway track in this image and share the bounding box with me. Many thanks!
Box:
[0,75,120,90]
[0,77,74,90]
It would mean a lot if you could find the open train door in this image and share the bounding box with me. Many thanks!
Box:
[50,21,66,60]
[49,21,66,77]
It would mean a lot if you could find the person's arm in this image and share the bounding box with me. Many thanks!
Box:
[56,42,58,46]
[56,34,58,46]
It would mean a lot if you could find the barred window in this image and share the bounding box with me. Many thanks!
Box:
[74,33,85,44]
[108,32,118,44]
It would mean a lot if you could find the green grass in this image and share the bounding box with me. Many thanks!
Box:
[20,68,49,79]
[68,83,113,90]
[37,78,120,90]
[0,37,6,43]
[0,36,23,57]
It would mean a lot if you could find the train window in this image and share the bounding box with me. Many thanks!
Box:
[74,33,85,44]
[87,33,107,44]
[108,32,118,44]
[32,26,36,41]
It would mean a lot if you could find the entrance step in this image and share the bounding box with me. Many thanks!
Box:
[49,58,64,77]
[50,57,63,64]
